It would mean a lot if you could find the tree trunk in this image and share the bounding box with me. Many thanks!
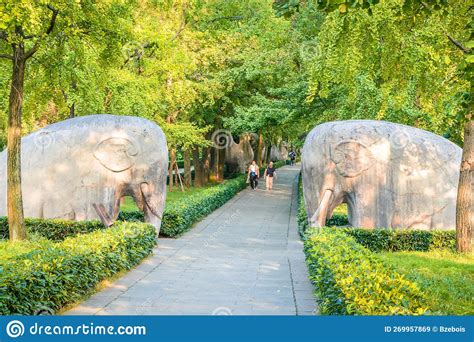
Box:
[209,147,218,183]
[69,102,75,118]
[169,148,176,192]
[192,147,203,187]
[202,146,211,185]
[456,120,473,253]
[218,147,225,180]
[183,149,191,187]
[7,45,26,241]
[209,147,225,183]
[69,81,77,118]
[256,133,264,165]
[265,142,272,164]
[61,89,75,118]
[191,146,211,186]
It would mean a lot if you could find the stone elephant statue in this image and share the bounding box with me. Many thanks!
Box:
[301,120,462,230]
[0,115,168,234]
[225,134,254,173]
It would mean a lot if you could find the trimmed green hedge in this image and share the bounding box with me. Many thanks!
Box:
[118,210,144,222]
[0,221,156,315]
[326,214,350,226]
[0,217,105,241]
[341,228,456,252]
[120,175,247,237]
[297,172,454,315]
[297,176,309,237]
[304,227,428,315]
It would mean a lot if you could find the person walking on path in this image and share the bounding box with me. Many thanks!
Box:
[264,162,277,190]
[289,151,296,166]
[247,160,260,190]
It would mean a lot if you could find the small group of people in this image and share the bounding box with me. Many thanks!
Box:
[247,160,277,191]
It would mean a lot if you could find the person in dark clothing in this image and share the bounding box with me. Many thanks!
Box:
[289,151,296,166]
[264,161,277,190]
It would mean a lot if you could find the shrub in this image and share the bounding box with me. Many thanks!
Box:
[0,217,105,241]
[117,210,144,222]
[297,176,309,237]
[326,214,350,226]
[341,228,456,252]
[0,221,156,315]
[304,227,428,315]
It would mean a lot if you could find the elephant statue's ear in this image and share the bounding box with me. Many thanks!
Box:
[330,140,374,177]
[94,137,139,172]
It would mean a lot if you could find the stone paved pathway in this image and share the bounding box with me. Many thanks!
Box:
[66,165,317,315]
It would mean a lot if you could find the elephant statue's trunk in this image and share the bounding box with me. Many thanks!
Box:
[140,182,165,235]
[309,189,333,227]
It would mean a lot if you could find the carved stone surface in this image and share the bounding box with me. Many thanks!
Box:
[0,114,168,233]
[225,135,254,173]
[270,142,289,162]
[301,120,462,230]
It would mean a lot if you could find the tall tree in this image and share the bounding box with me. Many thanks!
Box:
[0,0,133,241]
[276,0,472,251]
[456,119,473,252]
[0,4,59,241]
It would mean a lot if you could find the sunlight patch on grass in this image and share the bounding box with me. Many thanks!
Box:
[379,250,474,315]
[120,185,220,212]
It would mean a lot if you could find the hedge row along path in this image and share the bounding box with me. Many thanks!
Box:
[66,165,317,315]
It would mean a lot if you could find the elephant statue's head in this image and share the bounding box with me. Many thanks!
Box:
[303,136,375,228]
[330,140,374,178]
[93,137,140,172]
[91,127,168,232]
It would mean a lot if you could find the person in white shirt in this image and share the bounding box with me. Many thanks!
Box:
[247,160,260,190]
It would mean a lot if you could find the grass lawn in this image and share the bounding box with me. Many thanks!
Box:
[120,185,220,212]
[379,250,474,315]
